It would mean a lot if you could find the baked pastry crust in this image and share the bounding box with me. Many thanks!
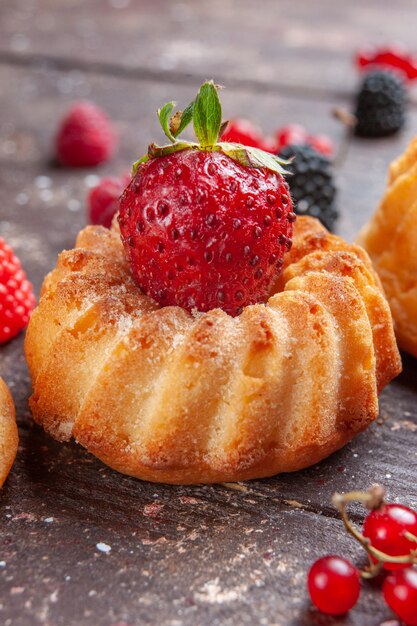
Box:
[358,137,417,358]
[0,377,18,487]
[25,216,401,484]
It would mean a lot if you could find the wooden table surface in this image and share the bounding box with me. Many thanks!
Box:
[1,1,417,625]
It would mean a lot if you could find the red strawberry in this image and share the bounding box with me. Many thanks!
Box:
[0,238,35,344]
[221,118,265,150]
[119,81,294,316]
[88,173,131,228]
[55,101,117,167]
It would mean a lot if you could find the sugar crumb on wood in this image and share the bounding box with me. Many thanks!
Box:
[390,419,417,432]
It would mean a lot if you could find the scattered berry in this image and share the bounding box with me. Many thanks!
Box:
[0,238,35,344]
[354,70,406,137]
[363,504,417,570]
[119,81,293,317]
[55,101,117,167]
[222,121,334,157]
[308,134,334,157]
[221,118,265,149]
[383,568,417,625]
[259,136,279,154]
[356,45,417,81]
[88,173,131,228]
[276,125,334,157]
[275,124,309,151]
[278,143,337,231]
[308,556,361,615]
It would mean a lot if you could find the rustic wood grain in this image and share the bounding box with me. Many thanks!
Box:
[1,5,417,624]
[1,0,417,98]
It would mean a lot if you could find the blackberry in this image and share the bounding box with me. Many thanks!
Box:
[355,69,406,137]
[278,143,338,231]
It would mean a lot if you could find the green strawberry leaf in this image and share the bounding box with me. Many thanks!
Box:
[132,141,197,174]
[193,81,222,147]
[133,81,292,179]
[148,141,197,159]
[132,153,149,174]
[158,101,176,143]
[218,142,290,176]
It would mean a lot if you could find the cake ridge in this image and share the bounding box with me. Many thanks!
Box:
[25,216,402,484]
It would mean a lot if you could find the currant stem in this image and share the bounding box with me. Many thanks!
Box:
[332,485,417,578]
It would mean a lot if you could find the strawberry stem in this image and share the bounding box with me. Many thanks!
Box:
[132,80,290,177]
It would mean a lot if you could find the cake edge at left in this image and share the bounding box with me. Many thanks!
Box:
[0,377,18,488]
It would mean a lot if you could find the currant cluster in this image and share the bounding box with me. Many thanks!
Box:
[307,486,417,624]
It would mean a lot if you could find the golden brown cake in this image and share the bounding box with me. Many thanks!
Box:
[0,377,18,487]
[25,216,401,484]
[358,137,417,358]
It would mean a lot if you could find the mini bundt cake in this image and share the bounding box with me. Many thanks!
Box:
[0,377,18,487]
[358,136,417,358]
[25,216,401,484]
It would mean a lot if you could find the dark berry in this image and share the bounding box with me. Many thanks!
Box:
[278,143,337,231]
[354,70,406,137]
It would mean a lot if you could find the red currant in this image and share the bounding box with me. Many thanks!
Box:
[363,504,417,570]
[383,568,417,625]
[308,555,360,615]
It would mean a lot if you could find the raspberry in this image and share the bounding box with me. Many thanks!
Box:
[55,101,117,167]
[0,238,35,344]
[88,173,131,228]
[278,143,337,231]
[354,70,406,137]
[119,150,293,316]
